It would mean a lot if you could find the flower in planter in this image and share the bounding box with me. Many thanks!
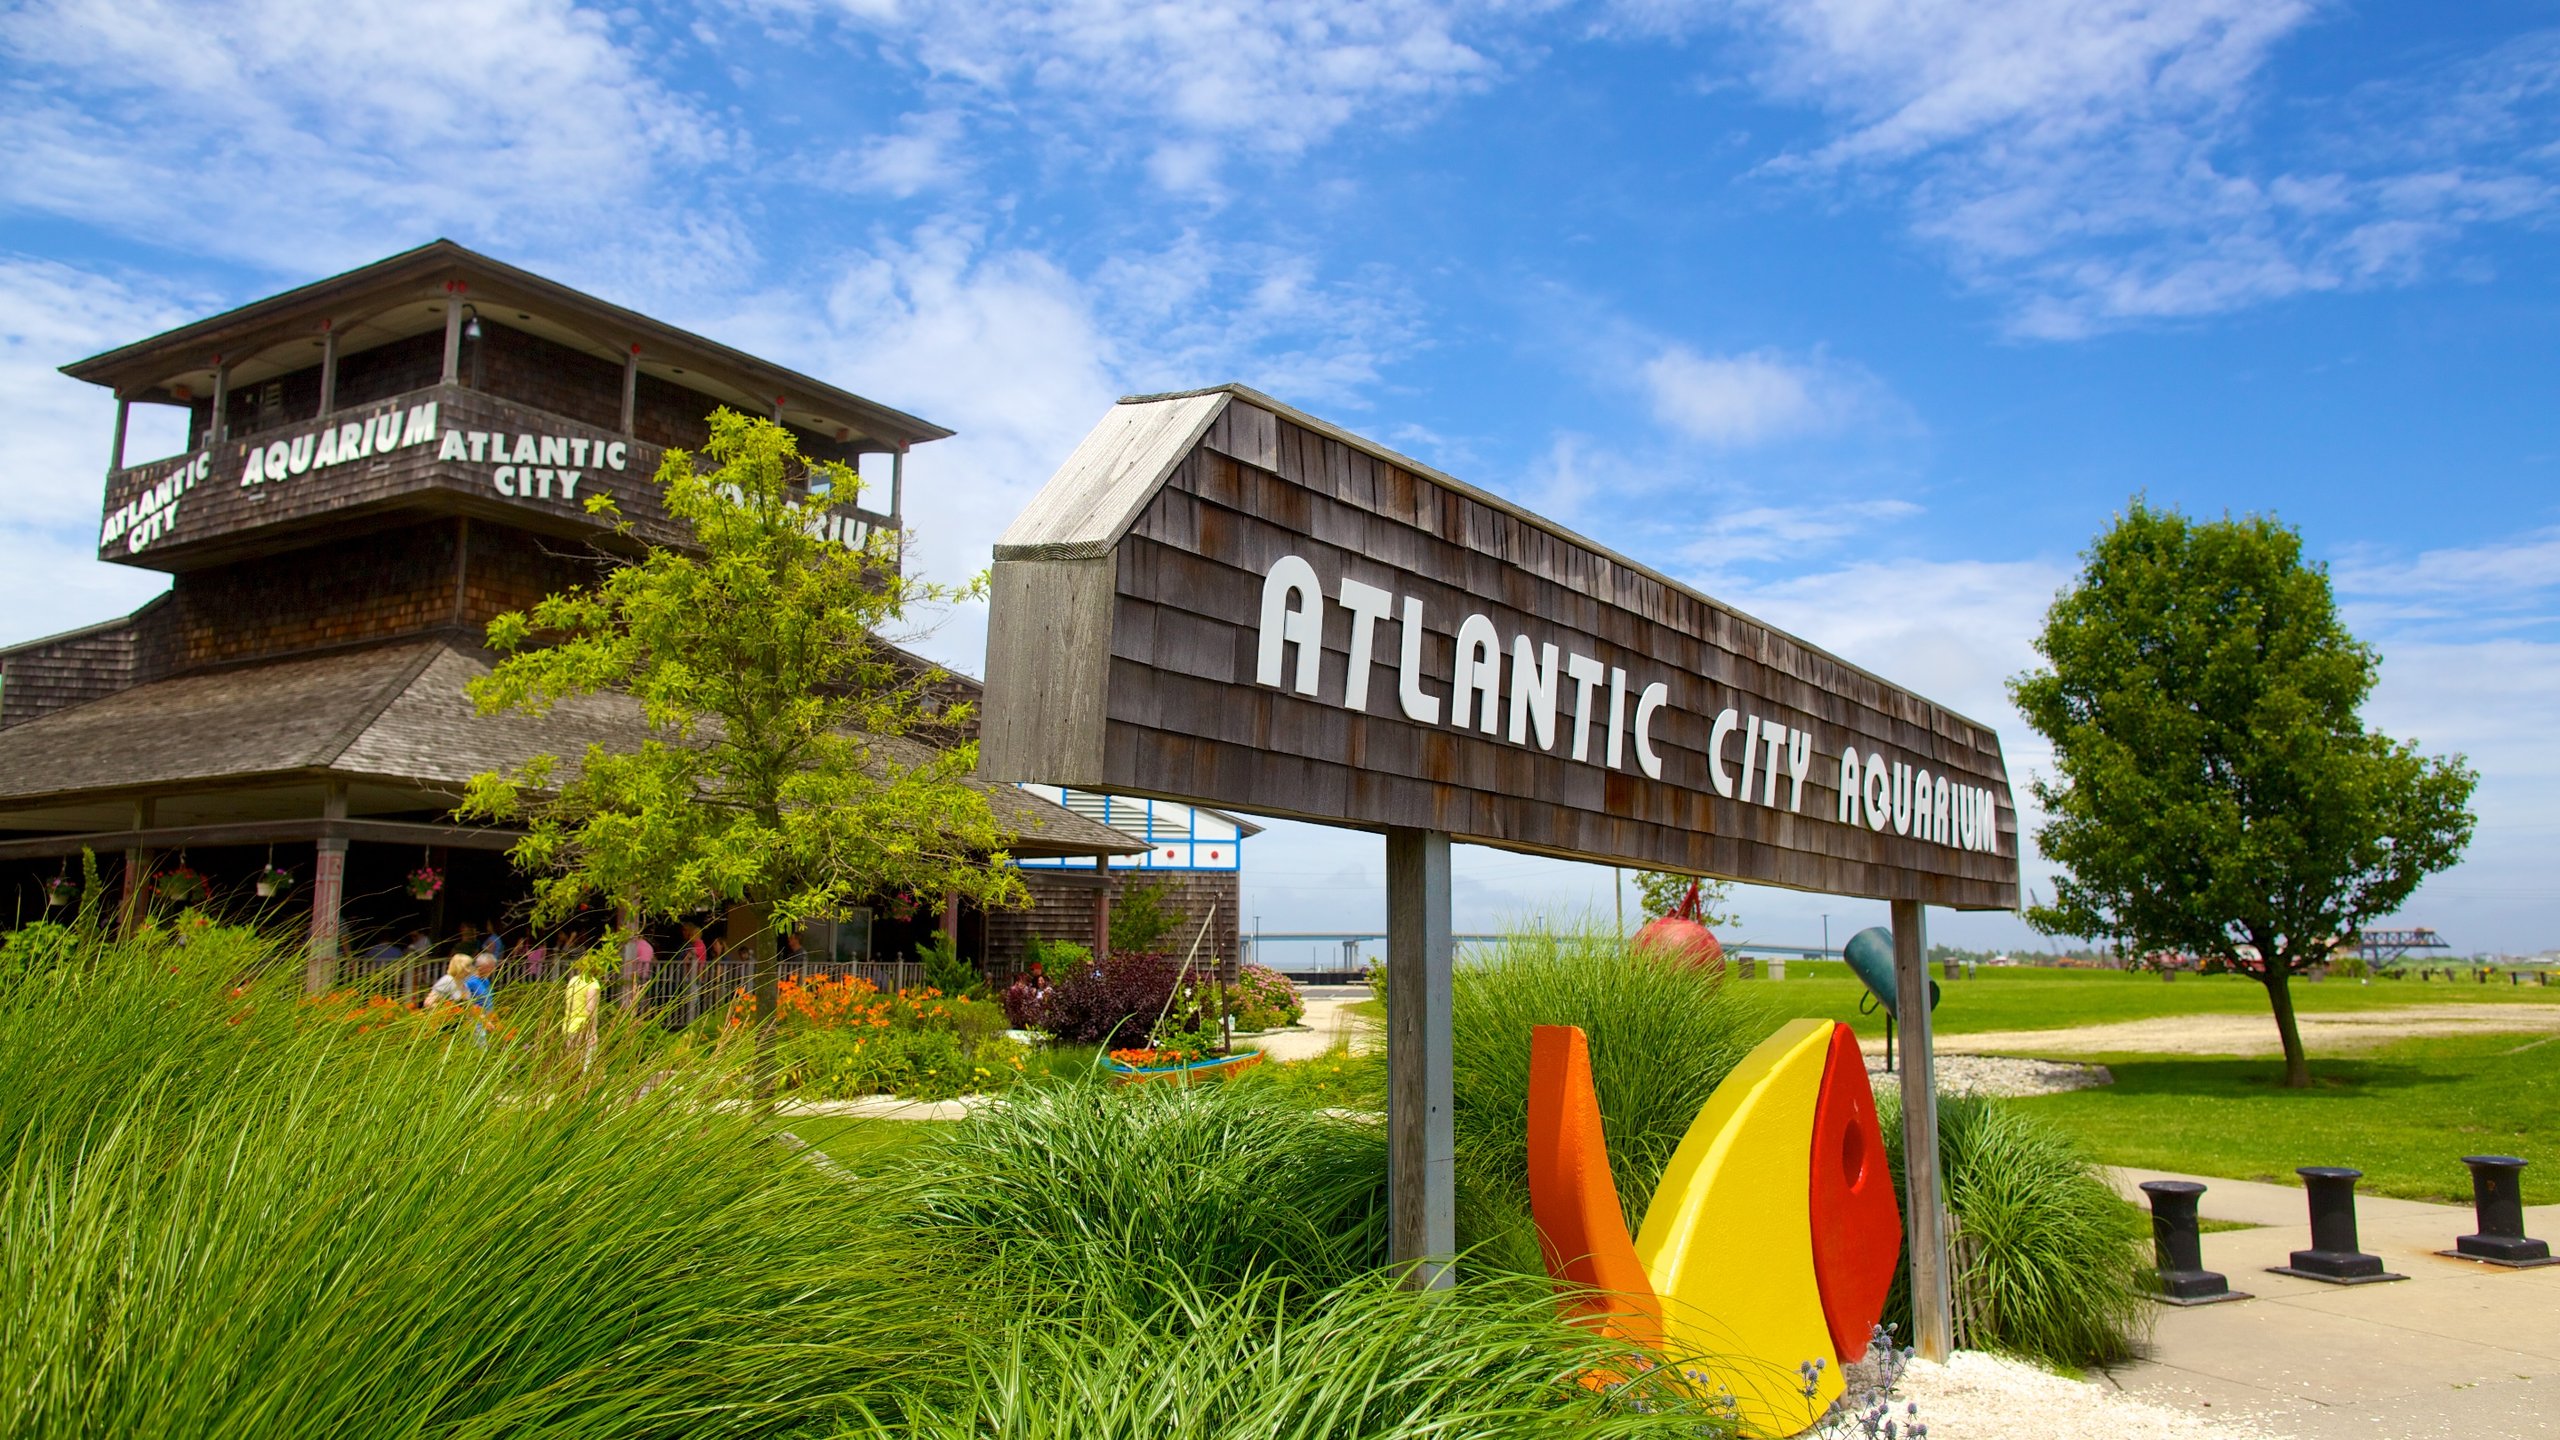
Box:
[252,865,295,898]
[406,865,444,899]
[42,875,77,907]
[153,866,207,903]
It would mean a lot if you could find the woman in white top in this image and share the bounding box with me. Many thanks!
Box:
[425,953,473,1010]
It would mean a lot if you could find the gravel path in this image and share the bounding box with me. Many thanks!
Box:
[1925,1002,2560,1058]
[1892,1352,2288,1439]
[1863,1052,2112,1098]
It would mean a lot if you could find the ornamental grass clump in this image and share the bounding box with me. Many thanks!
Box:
[858,1269,1738,1440]
[1449,924,1775,1275]
[896,1079,1390,1309]
[1878,1091,2151,1367]
[0,928,969,1439]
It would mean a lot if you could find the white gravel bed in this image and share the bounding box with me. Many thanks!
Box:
[1865,1053,2112,1099]
[1887,1352,2285,1439]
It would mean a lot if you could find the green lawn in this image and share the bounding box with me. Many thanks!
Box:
[1754,960,2560,1040]
[2012,1031,2560,1203]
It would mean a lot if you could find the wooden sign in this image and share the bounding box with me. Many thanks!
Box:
[981,385,2019,910]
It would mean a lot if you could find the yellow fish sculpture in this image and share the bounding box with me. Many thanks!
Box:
[1527,1018,1902,1437]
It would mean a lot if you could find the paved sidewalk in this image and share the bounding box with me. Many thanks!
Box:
[1241,984,1377,1062]
[2098,1167,2560,1438]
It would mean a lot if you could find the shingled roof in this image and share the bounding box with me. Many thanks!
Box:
[0,639,1141,858]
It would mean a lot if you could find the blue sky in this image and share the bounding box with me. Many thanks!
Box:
[3,1,2555,954]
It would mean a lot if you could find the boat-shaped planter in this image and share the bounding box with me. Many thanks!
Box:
[1100,1047,1265,1084]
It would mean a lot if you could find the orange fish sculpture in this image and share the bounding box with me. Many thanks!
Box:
[1526,1019,1901,1437]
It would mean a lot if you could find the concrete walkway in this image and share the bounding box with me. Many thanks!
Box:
[1239,984,1377,1062]
[2098,1167,2560,1438]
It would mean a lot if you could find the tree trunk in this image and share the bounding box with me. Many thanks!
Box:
[2260,966,2312,1088]
[729,895,778,1105]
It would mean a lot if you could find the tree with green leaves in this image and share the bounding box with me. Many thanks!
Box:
[2010,501,2476,1087]
[1632,872,1737,927]
[459,410,1028,1091]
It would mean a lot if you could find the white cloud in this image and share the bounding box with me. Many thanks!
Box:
[1637,1,2560,335]
[823,0,1502,191]
[2332,526,2560,631]
[0,257,194,649]
[1682,498,1921,568]
[834,110,970,197]
[1640,345,1874,446]
[0,0,726,274]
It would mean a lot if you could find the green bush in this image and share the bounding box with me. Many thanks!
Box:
[1449,927,1774,1275]
[860,1270,1735,1440]
[896,1080,1391,1309]
[1109,878,1186,953]
[918,928,981,997]
[1228,962,1303,1030]
[0,931,966,1439]
[1878,1091,2152,1367]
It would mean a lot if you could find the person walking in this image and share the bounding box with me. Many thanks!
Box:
[426,953,472,1011]
[467,954,498,1045]
[563,954,604,1072]
[620,929,656,1012]
[676,920,709,1028]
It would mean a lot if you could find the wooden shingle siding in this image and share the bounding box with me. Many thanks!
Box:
[985,389,2022,910]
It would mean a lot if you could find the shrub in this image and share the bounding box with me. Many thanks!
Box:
[1108,877,1186,953]
[896,1080,1390,1308]
[1229,962,1304,1030]
[861,1270,1735,1440]
[1026,948,1186,1047]
[918,928,981,997]
[0,930,968,1438]
[1877,1091,2152,1367]
[1449,926,1775,1275]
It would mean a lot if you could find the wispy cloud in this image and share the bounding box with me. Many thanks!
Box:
[0,0,730,276]
[817,0,1503,194]
[2332,527,2560,632]
[1629,1,2560,336]
[1640,345,1879,446]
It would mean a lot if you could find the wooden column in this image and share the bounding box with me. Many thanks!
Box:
[620,346,638,434]
[1893,897,1952,1360]
[317,326,338,417]
[309,840,348,994]
[890,446,906,573]
[940,891,960,948]
[1386,827,1454,1289]
[108,397,130,474]
[1091,855,1112,956]
[207,364,229,445]
[441,296,464,384]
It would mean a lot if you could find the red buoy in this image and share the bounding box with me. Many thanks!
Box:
[1631,880,1724,981]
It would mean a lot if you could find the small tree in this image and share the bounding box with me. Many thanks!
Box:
[1108,877,1185,953]
[459,411,1027,1092]
[2010,501,2475,1087]
[1632,871,1738,927]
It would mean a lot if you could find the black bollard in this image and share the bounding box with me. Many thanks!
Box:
[2268,1167,2406,1284]
[2139,1180,2249,1305]
[2441,1157,2559,1268]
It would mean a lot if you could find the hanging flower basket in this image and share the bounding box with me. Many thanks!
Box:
[154,866,207,904]
[43,875,77,907]
[253,865,295,899]
[406,866,444,900]
[888,891,920,923]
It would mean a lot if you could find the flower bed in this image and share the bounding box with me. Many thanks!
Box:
[736,975,1026,1102]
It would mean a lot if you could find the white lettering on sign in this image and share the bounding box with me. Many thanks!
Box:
[1250,551,1997,854]
[239,402,437,487]
[1253,552,1669,781]
[101,452,212,553]
[1836,745,1999,855]
[437,427,629,508]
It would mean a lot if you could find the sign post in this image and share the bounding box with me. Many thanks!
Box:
[1385,827,1455,1287]
[1892,898,1952,1359]
[977,384,2019,1313]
